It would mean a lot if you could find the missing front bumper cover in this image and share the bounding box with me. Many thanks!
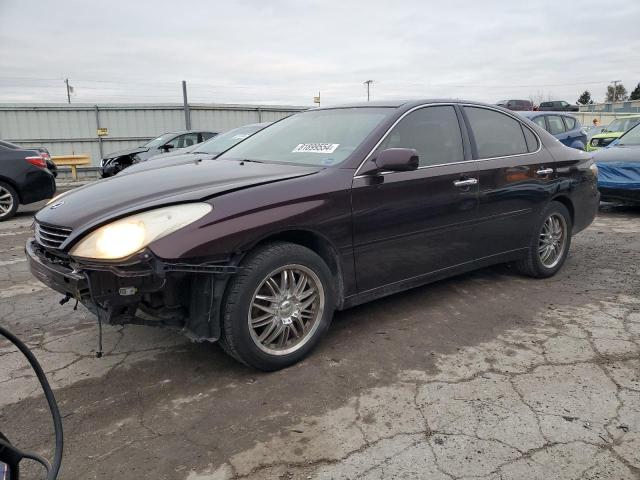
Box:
[26,238,238,342]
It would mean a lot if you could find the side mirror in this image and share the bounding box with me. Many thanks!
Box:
[376,148,419,172]
[162,144,175,151]
[360,148,419,175]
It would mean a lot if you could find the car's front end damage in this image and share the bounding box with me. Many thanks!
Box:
[26,230,237,342]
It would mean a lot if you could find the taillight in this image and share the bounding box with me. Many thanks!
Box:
[25,156,47,168]
[40,152,50,160]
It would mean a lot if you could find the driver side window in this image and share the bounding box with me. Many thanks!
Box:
[377,106,464,167]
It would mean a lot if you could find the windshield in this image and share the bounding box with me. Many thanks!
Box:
[144,133,176,148]
[218,108,391,166]
[605,118,640,133]
[192,124,266,155]
[617,124,640,146]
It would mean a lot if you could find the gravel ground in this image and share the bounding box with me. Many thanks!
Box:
[1,203,639,479]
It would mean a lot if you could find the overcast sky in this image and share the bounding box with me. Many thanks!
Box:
[0,0,638,106]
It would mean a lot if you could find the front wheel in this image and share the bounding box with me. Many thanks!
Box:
[515,201,572,278]
[220,242,335,371]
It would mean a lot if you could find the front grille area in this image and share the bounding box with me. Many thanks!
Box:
[35,222,72,250]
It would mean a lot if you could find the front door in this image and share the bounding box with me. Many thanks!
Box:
[351,105,479,293]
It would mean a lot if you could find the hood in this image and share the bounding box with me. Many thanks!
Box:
[122,153,210,175]
[36,159,321,235]
[593,131,623,140]
[103,146,149,159]
[593,145,640,164]
[147,145,196,160]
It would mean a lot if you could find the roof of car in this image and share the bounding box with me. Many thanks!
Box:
[519,111,577,118]
[316,99,500,110]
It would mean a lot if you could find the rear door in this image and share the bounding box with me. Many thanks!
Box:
[351,105,479,293]
[462,105,556,256]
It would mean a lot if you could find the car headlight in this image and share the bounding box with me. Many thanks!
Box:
[70,203,212,260]
[590,139,598,147]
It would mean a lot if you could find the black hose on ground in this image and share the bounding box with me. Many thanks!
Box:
[0,325,63,480]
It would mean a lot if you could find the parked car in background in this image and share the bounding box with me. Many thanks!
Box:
[538,100,579,112]
[593,122,640,204]
[123,122,272,175]
[99,130,218,177]
[519,112,587,150]
[0,141,56,221]
[496,99,533,111]
[0,141,57,177]
[27,100,598,370]
[588,115,640,151]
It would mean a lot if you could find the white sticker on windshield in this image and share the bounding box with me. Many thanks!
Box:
[231,134,250,140]
[292,143,339,153]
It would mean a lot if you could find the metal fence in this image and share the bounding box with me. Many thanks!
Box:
[0,103,307,166]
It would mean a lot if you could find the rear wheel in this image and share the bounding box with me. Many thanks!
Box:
[220,242,335,371]
[516,201,572,278]
[0,182,19,221]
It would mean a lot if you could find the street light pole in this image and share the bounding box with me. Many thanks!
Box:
[65,78,71,104]
[363,80,373,101]
[611,79,621,103]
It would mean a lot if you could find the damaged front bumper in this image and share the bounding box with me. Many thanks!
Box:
[26,238,237,341]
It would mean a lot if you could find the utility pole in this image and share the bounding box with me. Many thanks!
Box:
[363,80,373,101]
[65,78,71,104]
[182,80,191,130]
[611,80,621,103]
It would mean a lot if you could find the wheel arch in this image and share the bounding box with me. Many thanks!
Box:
[550,194,575,226]
[0,176,22,204]
[235,228,346,309]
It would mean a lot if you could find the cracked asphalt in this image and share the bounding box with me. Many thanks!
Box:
[1,202,639,479]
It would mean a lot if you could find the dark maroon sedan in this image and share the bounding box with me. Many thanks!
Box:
[26,100,599,370]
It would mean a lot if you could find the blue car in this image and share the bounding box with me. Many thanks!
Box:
[519,112,587,150]
[592,122,640,204]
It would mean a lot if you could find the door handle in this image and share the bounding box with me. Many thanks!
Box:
[453,178,478,188]
[536,168,554,176]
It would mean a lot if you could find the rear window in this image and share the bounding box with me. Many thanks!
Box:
[464,107,528,158]
[540,102,552,108]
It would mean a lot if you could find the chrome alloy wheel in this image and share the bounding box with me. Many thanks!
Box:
[248,264,325,356]
[0,185,14,217]
[538,213,567,268]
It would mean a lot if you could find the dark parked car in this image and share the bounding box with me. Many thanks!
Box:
[593,122,640,204]
[496,99,533,111]
[539,101,579,112]
[26,100,599,370]
[0,141,56,221]
[519,112,587,150]
[123,122,271,175]
[99,130,217,177]
[0,141,57,177]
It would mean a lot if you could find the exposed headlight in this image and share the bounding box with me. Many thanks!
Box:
[70,203,212,260]
[590,139,598,147]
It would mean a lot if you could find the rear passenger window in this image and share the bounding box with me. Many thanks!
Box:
[563,117,576,130]
[378,106,464,167]
[547,116,566,135]
[464,107,528,158]
[533,116,547,130]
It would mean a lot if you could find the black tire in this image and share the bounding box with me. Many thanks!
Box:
[0,181,19,222]
[220,242,336,371]
[515,201,572,278]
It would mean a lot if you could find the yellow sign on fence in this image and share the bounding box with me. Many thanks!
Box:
[97,128,109,137]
